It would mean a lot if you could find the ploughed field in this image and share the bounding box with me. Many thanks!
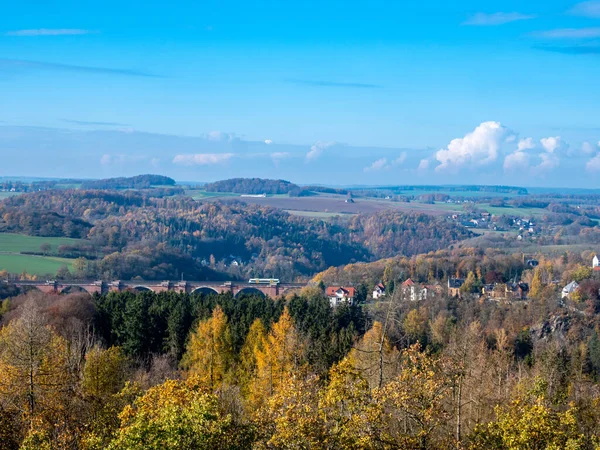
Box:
[203,194,455,216]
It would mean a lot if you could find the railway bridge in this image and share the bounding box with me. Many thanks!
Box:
[6,280,306,298]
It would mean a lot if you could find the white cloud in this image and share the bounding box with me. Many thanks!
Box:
[417,159,430,171]
[504,151,530,171]
[100,154,149,166]
[586,153,600,172]
[172,153,234,166]
[435,121,511,172]
[533,28,600,39]
[270,152,292,166]
[517,137,536,151]
[364,158,389,172]
[5,28,94,36]
[206,131,238,142]
[462,12,536,26]
[264,139,273,145]
[393,152,407,166]
[537,152,560,171]
[569,1,600,18]
[364,152,408,172]
[306,141,337,162]
[582,141,598,155]
[540,136,565,153]
[150,158,160,168]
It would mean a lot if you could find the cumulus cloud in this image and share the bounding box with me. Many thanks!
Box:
[581,141,598,155]
[537,152,560,171]
[206,131,238,142]
[364,152,408,172]
[417,159,430,171]
[172,153,234,166]
[393,152,407,166]
[462,12,536,26]
[264,139,273,145]
[100,154,112,166]
[540,136,565,153]
[569,1,600,18]
[270,152,292,166]
[517,137,536,151]
[5,28,94,36]
[504,151,530,171]
[306,141,337,162]
[100,154,149,166]
[586,153,600,172]
[364,158,389,172]
[435,121,511,172]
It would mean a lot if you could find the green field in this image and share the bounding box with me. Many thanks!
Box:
[394,189,522,198]
[0,253,74,275]
[0,233,87,254]
[476,204,546,218]
[0,192,19,199]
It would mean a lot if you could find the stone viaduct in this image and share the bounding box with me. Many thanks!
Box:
[6,280,305,298]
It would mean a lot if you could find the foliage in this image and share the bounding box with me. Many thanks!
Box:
[203,178,300,195]
[106,376,254,450]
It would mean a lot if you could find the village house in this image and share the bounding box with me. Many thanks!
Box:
[401,279,442,301]
[401,279,421,302]
[372,282,386,300]
[485,282,529,301]
[327,286,356,307]
[562,281,580,300]
[448,278,464,297]
[593,255,599,269]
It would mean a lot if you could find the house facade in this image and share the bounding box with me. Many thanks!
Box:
[372,283,386,300]
[327,286,356,307]
[562,281,580,299]
[448,278,465,297]
[593,255,599,269]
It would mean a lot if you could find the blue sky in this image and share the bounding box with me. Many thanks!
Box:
[1,0,600,186]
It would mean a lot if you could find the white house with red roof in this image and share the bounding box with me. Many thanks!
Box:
[327,286,356,307]
[372,282,386,300]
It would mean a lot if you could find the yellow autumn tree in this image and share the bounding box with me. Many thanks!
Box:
[251,308,303,408]
[375,344,453,449]
[0,301,74,448]
[348,321,399,389]
[80,346,130,447]
[469,379,588,449]
[181,305,233,390]
[106,376,254,450]
[238,318,267,399]
[321,357,375,448]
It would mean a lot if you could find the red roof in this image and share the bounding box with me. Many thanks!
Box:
[326,286,356,297]
[402,278,415,287]
[594,267,600,272]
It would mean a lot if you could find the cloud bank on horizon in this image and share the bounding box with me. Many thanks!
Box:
[0,122,598,187]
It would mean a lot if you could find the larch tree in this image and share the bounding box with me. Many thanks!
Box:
[238,318,267,401]
[181,305,233,390]
[252,308,303,404]
[348,321,399,389]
